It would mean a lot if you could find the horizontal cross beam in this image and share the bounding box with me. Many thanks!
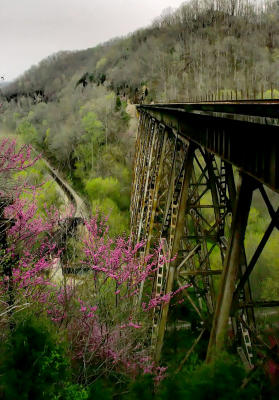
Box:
[137,102,279,193]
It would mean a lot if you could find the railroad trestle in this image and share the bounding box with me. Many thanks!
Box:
[130,101,279,366]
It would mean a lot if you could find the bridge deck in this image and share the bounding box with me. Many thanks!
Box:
[137,100,279,193]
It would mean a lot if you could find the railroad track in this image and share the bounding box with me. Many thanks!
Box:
[38,155,89,220]
[39,156,90,279]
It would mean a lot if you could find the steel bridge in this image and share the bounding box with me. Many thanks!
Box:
[130,100,279,368]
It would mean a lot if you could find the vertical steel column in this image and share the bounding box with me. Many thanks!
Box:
[144,130,168,256]
[133,116,154,241]
[137,120,157,242]
[155,143,195,362]
[206,173,256,362]
[130,111,147,229]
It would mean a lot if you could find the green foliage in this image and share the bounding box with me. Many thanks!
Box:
[57,383,89,400]
[1,5,279,398]
[85,176,129,235]
[162,318,206,369]
[117,354,261,400]
[85,176,129,211]
[0,317,71,400]
[123,375,154,400]
[88,379,113,400]
[158,353,260,400]
[73,111,105,178]
[14,159,46,186]
[91,197,129,236]
[96,57,107,71]
[262,89,279,99]
[36,180,63,211]
[2,0,279,106]
[14,159,63,214]
[246,204,279,300]
[1,68,133,235]
[116,96,122,111]
[81,111,103,138]
[16,119,38,145]
[62,235,84,265]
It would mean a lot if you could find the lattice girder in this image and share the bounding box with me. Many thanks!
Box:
[131,108,279,367]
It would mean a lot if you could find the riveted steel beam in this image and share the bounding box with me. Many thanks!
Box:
[131,103,279,370]
[155,142,195,362]
[137,104,279,193]
[206,173,256,362]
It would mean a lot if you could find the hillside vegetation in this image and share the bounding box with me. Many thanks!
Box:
[2,0,279,103]
[2,0,279,164]
[0,0,279,285]
[0,0,279,398]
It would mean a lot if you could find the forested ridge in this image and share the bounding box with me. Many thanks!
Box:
[1,0,279,229]
[2,0,279,103]
[0,0,279,398]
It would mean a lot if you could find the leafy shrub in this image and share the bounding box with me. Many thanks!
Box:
[158,353,261,400]
[85,176,129,211]
[0,316,71,400]
[122,375,154,400]
[86,176,130,235]
[88,379,113,400]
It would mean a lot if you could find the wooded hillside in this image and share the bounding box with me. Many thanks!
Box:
[1,1,279,398]
[2,0,279,103]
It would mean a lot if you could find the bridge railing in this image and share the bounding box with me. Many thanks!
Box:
[163,85,279,104]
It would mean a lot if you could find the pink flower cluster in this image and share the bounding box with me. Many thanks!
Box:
[0,139,39,174]
[0,138,192,384]
[142,284,192,311]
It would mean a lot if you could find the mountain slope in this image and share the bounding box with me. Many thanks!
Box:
[2,0,279,103]
[1,0,279,237]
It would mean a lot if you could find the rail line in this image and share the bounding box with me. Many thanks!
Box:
[40,156,89,219]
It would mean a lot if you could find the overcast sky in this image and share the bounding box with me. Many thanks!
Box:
[1,0,184,81]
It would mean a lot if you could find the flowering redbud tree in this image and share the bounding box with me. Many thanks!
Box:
[0,139,59,332]
[0,138,191,384]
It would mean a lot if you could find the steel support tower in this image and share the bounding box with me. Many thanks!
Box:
[130,100,279,366]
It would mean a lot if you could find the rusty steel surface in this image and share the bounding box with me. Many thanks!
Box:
[131,101,279,367]
[137,101,279,193]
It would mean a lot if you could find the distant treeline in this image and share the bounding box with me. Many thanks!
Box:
[1,0,279,103]
[1,0,279,238]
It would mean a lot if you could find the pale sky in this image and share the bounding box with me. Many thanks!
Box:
[1,0,184,81]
